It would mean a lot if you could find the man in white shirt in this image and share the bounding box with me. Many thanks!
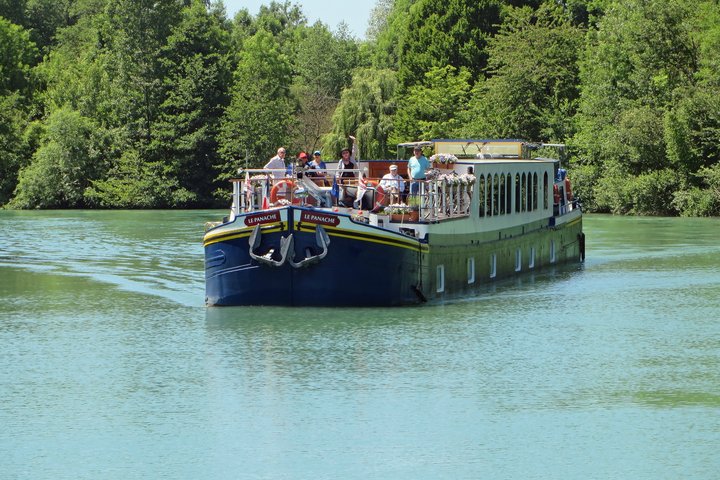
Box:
[264,147,287,178]
[379,164,405,204]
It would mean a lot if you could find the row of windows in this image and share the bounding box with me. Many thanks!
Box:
[476,171,550,217]
[436,241,557,293]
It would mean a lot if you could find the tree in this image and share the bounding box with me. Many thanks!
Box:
[10,107,105,208]
[0,18,37,205]
[324,67,398,159]
[396,0,502,88]
[150,0,232,205]
[573,0,701,214]
[0,16,38,97]
[218,29,295,177]
[103,0,184,147]
[457,2,583,141]
[393,65,471,143]
[0,94,30,204]
[289,22,359,152]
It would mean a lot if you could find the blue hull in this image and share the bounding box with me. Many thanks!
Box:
[204,208,425,306]
[204,207,584,307]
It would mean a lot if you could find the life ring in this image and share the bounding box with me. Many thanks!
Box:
[270,179,317,206]
[365,180,386,210]
[270,180,299,204]
[564,178,573,202]
[553,184,561,204]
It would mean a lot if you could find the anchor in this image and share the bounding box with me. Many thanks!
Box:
[287,225,331,268]
[248,224,330,268]
[248,225,293,267]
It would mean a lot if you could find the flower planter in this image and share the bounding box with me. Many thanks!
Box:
[433,161,454,170]
[390,210,419,222]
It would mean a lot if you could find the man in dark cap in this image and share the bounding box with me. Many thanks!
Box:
[336,135,358,183]
[407,145,429,195]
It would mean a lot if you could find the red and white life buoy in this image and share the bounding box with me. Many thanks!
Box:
[365,180,387,211]
[564,178,573,202]
[270,179,294,204]
[269,179,317,206]
[270,179,306,205]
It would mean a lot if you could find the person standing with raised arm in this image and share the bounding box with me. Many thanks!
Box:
[336,135,358,183]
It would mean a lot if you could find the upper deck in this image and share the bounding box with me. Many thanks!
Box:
[217,139,577,236]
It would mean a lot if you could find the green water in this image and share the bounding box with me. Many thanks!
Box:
[1,211,719,479]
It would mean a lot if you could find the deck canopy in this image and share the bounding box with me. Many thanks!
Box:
[396,139,567,162]
[397,139,529,160]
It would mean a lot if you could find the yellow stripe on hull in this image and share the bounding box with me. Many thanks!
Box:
[203,223,285,247]
[296,224,428,253]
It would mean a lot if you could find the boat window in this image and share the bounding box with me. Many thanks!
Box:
[436,265,445,293]
[521,173,527,212]
[515,173,521,213]
[490,254,497,279]
[467,257,475,284]
[493,174,499,216]
[486,175,493,217]
[506,173,512,214]
[478,174,486,217]
[543,172,549,210]
[515,249,522,272]
[529,247,536,269]
[526,172,532,212]
[499,173,506,215]
[533,173,538,211]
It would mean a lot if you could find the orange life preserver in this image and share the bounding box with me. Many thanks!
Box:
[270,179,317,206]
[270,179,298,205]
[365,180,387,211]
[553,184,561,204]
[564,177,573,202]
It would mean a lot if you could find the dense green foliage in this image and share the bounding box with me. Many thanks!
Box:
[1,0,719,214]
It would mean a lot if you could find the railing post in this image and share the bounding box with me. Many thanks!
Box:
[232,181,240,217]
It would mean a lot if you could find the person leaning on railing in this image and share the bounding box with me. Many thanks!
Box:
[264,147,287,179]
[307,150,328,186]
[379,164,406,205]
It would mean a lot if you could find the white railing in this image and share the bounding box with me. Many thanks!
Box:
[229,168,475,224]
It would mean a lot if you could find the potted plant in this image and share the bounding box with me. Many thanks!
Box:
[406,196,421,221]
[429,153,457,169]
[385,201,419,222]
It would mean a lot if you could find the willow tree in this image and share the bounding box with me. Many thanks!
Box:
[324,67,398,160]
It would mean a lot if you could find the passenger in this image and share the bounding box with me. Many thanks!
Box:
[407,145,429,195]
[297,151,310,169]
[379,164,405,205]
[264,147,287,179]
[336,135,358,184]
[309,150,327,185]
